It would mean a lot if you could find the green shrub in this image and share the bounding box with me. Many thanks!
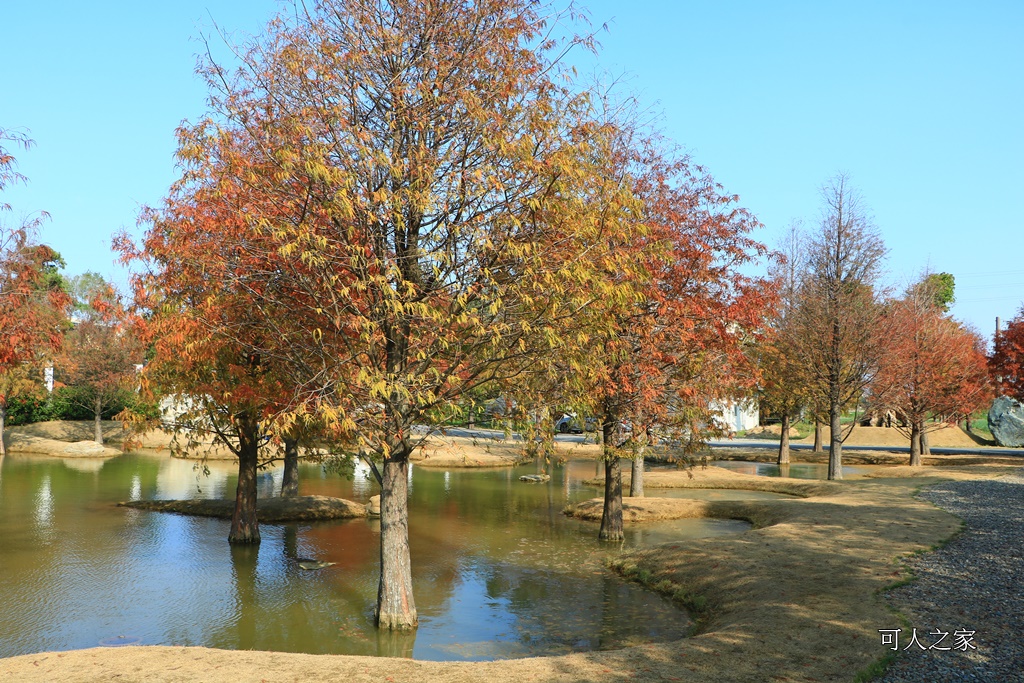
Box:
[46,386,145,422]
[4,395,50,425]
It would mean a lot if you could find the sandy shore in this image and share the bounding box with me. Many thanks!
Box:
[2,421,1020,682]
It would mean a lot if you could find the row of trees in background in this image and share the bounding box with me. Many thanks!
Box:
[757,176,992,476]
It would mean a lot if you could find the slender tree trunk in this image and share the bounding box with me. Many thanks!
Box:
[626,454,643,497]
[813,420,823,452]
[377,454,417,630]
[229,420,261,545]
[629,444,645,497]
[777,413,791,465]
[828,400,843,480]
[909,421,922,467]
[921,428,930,456]
[282,437,299,497]
[94,396,103,444]
[599,419,624,541]
[0,399,6,456]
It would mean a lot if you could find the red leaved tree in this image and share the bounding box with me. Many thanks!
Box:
[991,306,1024,402]
[573,127,772,541]
[873,279,991,465]
[0,129,72,453]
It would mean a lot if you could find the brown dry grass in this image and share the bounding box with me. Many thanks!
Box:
[409,434,525,468]
[795,423,978,449]
[2,425,1021,682]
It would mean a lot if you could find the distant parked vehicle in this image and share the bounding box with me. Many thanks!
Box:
[554,413,596,434]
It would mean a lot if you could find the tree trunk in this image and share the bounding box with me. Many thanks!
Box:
[921,428,931,456]
[94,396,103,444]
[377,454,417,630]
[600,454,624,541]
[282,437,299,497]
[909,421,922,467]
[599,419,624,541]
[777,413,791,465]
[229,420,261,545]
[828,402,843,480]
[629,447,645,498]
[813,420,823,452]
[0,400,6,456]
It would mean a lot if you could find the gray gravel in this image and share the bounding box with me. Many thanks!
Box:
[876,473,1024,682]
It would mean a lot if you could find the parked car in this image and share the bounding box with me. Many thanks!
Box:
[554,413,596,434]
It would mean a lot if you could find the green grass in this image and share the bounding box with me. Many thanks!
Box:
[609,558,712,635]
[968,413,992,437]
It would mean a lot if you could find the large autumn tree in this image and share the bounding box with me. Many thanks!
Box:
[132,0,627,631]
[568,123,772,541]
[122,124,321,545]
[790,174,886,480]
[873,277,991,465]
[0,129,72,453]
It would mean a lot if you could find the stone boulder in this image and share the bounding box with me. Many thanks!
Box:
[988,396,1024,448]
[366,494,381,516]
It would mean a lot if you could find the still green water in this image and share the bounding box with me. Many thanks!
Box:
[0,453,756,661]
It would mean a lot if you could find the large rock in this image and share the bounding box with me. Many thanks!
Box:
[988,396,1024,447]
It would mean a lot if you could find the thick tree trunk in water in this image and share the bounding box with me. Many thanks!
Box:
[813,421,823,452]
[777,413,791,465]
[94,396,103,444]
[282,437,299,497]
[828,404,843,480]
[600,454,624,541]
[909,422,922,467]
[229,423,261,545]
[599,416,624,541]
[629,449,645,497]
[377,455,417,630]
[0,401,6,456]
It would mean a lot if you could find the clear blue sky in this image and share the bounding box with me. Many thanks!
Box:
[2,1,1021,343]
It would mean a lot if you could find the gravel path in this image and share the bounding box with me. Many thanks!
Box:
[877,472,1024,682]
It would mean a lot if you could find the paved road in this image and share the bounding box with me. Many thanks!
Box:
[426,426,1024,457]
[708,438,1024,457]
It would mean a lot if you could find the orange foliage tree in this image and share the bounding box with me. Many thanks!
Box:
[873,280,991,465]
[120,127,321,544]
[0,129,72,453]
[570,127,773,541]
[991,306,1024,402]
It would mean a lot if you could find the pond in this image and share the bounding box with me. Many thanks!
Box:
[0,453,751,661]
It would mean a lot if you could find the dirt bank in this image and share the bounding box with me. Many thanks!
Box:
[120,495,369,522]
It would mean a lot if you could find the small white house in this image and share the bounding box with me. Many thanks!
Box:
[711,399,759,433]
